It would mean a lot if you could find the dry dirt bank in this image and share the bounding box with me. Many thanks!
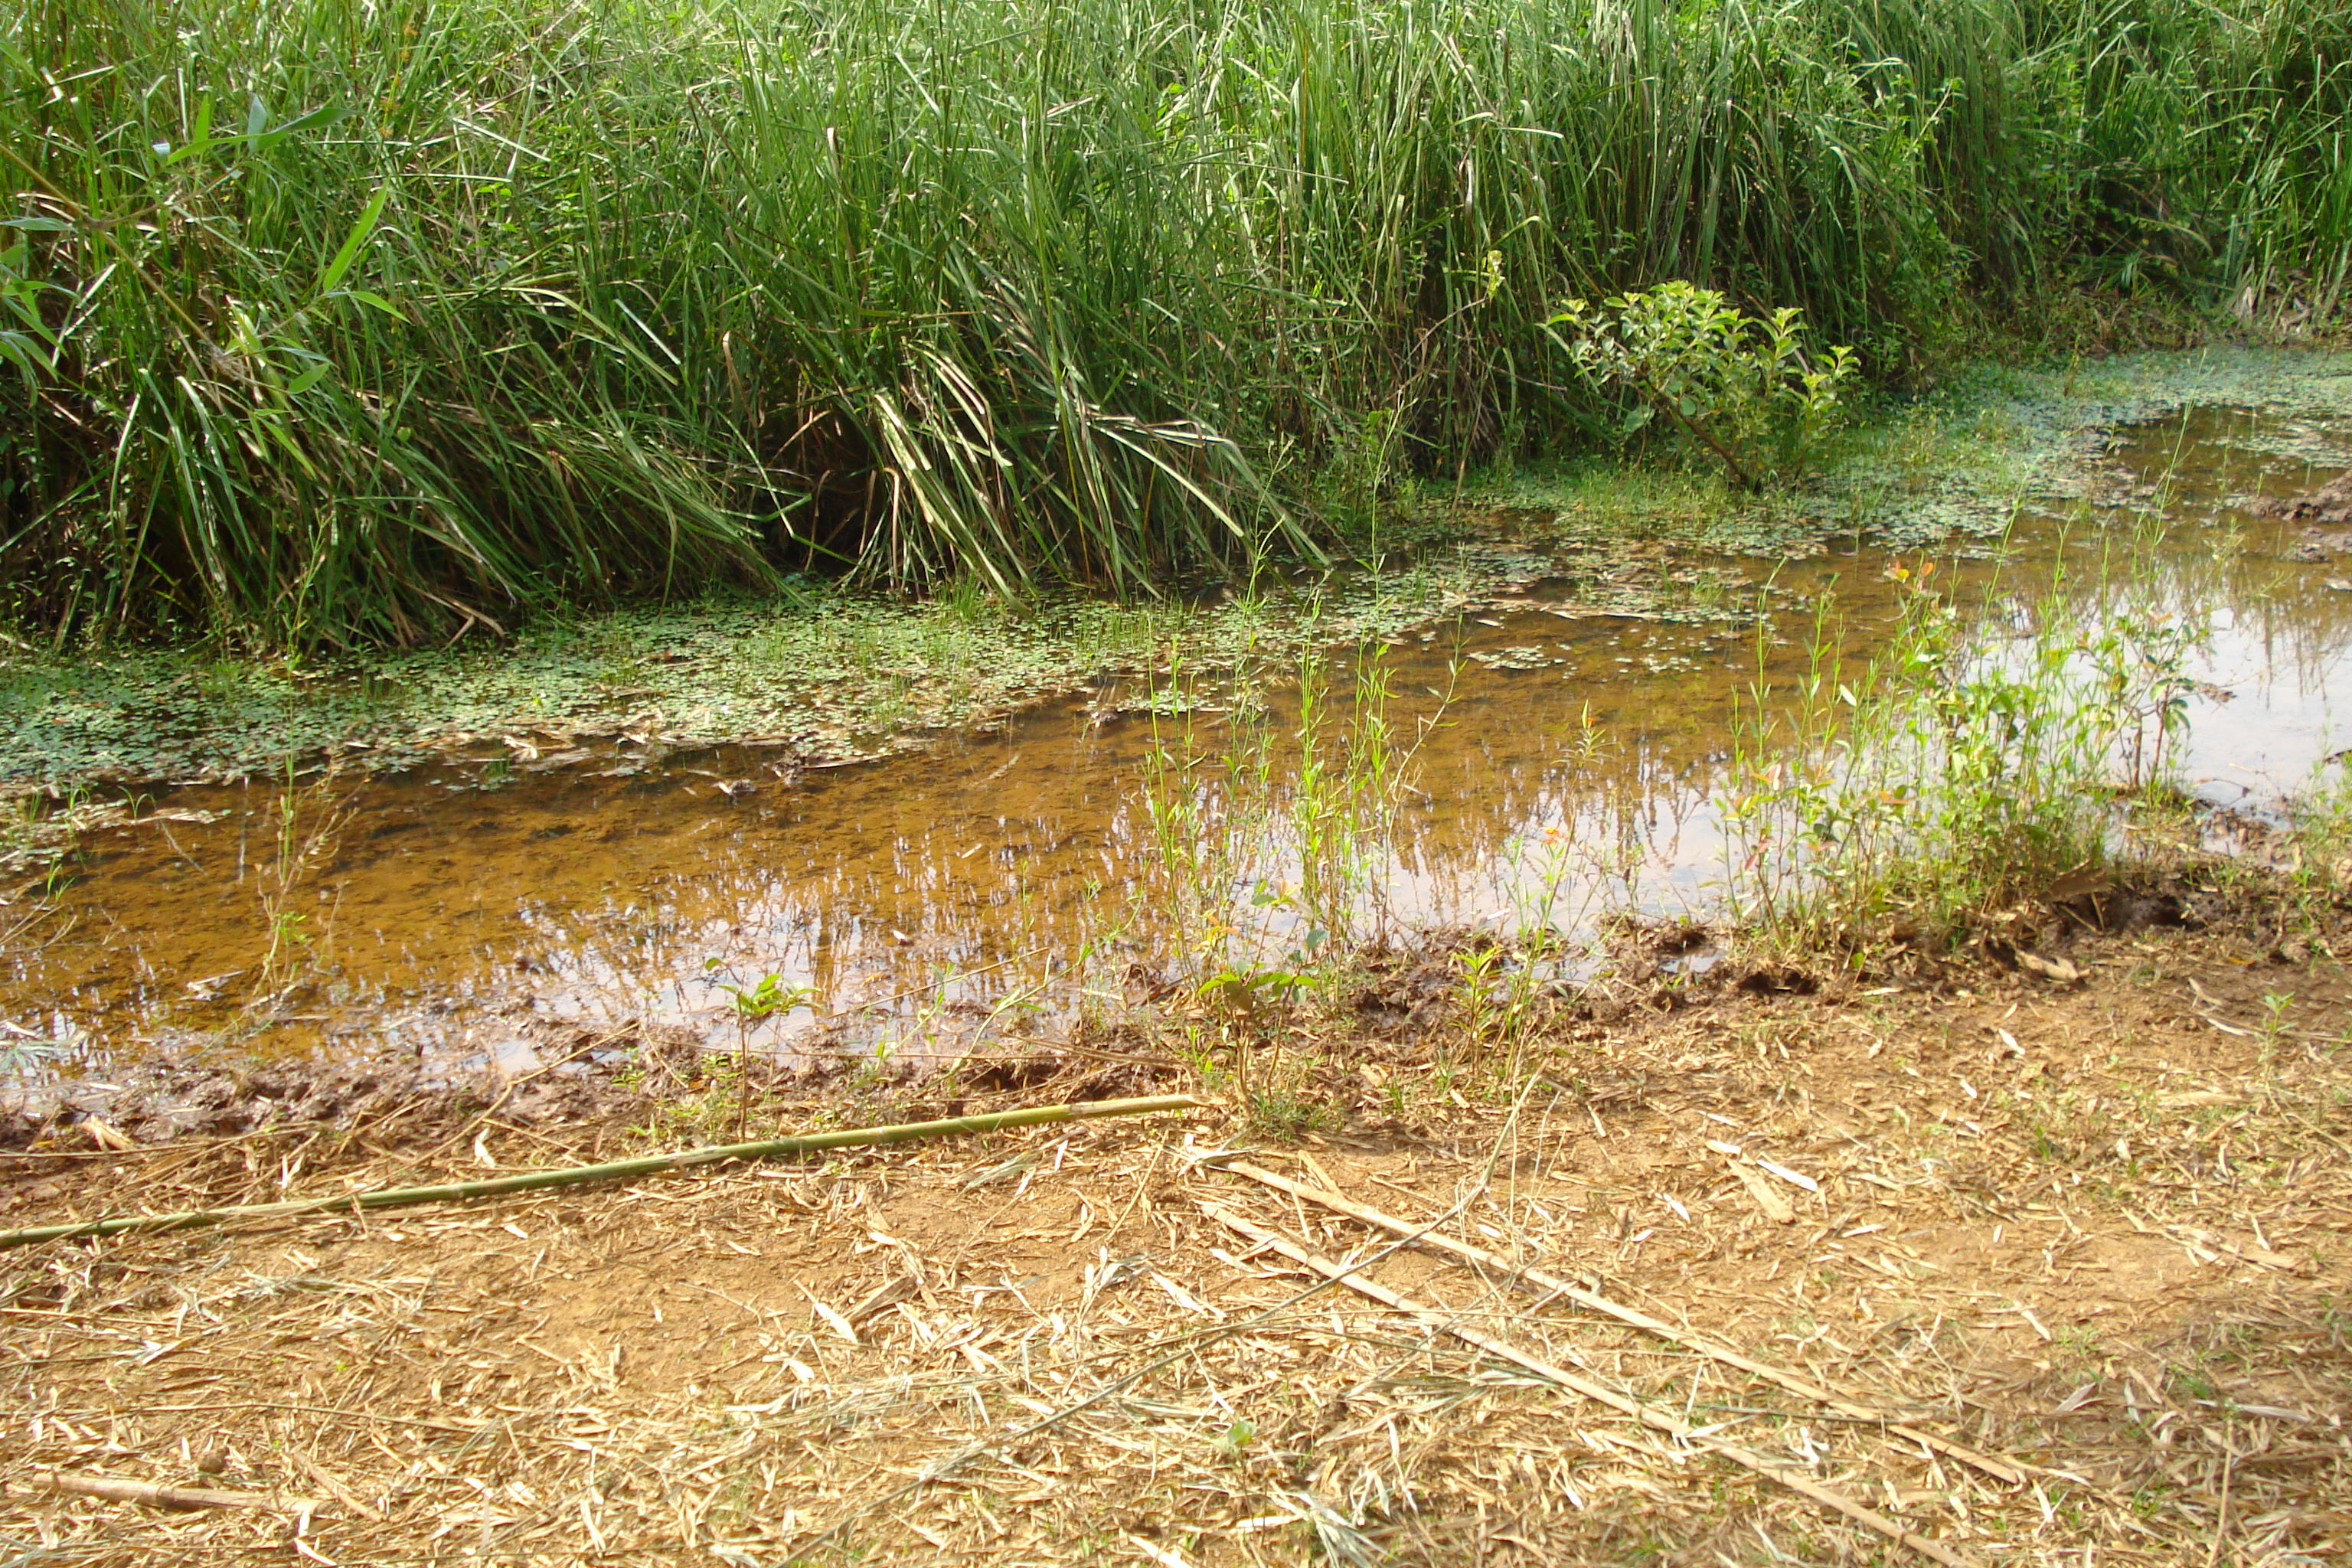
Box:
[3,898,2350,1566]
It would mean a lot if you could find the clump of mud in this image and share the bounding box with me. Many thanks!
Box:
[0,1010,1174,1157]
[2252,470,2352,525]
[0,1019,706,1152]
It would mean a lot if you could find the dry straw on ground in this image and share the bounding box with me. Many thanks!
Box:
[4,907,2350,1566]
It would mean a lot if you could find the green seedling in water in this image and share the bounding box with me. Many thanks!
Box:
[251,767,353,1002]
[1138,632,1452,1110]
[1718,560,2215,950]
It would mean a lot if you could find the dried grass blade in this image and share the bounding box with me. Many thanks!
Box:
[1218,1159,2030,1488]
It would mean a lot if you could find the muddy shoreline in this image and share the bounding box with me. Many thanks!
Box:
[0,853,2269,1163]
[5,860,2350,1564]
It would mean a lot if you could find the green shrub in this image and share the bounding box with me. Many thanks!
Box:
[1546,283,1859,491]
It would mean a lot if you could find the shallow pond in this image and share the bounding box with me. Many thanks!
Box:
[5,402,2350,1093]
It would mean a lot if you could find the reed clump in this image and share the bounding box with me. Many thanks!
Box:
[5,0,2346,647]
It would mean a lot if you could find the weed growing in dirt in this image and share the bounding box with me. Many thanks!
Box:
[1135,635,1455,1125]
[2287,756,2352,894]
[722,972,815,1137]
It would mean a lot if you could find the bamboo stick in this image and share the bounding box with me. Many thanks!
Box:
[0,1095,1204,1250]
[21,1466,309,1512]
[1203,1203,1986,1568]
[1219,1158,2024,1485]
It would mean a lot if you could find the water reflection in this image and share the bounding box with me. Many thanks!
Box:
[4,404,2347,1080]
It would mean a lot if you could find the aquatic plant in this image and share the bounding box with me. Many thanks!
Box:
[250,766,357,1001]
[1135,634,1455,1116]
[4,0,2344,646]
[1720,567,2202,948]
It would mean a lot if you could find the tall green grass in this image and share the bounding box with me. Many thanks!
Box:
[4,0,2346,646]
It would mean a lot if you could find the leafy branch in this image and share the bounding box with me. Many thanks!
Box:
[1545,283,1858,493]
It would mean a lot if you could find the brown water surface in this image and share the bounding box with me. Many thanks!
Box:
[6,407,2349,1086]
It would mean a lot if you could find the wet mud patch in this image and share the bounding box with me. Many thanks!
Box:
[2252,469,2352,527]
[0,1013,687,1160]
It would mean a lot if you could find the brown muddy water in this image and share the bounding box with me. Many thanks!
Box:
[5,407,2350,1093]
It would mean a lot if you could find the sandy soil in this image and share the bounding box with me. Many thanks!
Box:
[3,891,2350,1566]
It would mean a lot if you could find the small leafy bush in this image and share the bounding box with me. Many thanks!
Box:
[1546,283,1858,492]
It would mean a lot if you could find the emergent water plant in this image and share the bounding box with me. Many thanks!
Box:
[250,767,356,1003]
[1135,635,1453,1118]
[1722,564,2200,949]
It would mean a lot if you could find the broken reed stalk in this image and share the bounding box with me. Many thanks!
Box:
[1204,1203,1986,1568]
[21,1467,308,1513]
[1219,1158,2028,1487]
[0,1094,1204,1249]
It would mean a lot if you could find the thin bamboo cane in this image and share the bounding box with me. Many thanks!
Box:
[1203,1202,1986,1568]
[0,1095,1204,1250]
[1218,1158,2027,1485]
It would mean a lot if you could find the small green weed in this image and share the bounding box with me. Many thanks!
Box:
[250,769,354,1001]
[720,971,816,1138]
[1243,1088,1334,1143]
